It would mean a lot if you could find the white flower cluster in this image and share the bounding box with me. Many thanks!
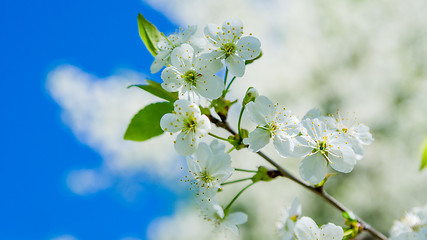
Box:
[150,18,373,236]
[390,205,427,240]
[276,198,344,240]
[244,96,373,184]
[155,19,261,234]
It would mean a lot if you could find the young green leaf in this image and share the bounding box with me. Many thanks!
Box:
[420,136,427,170]
[128,80,178,103]
[124,102,173,141]
[137,13,162,56]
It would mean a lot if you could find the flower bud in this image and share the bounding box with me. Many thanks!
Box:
[242,87,258,106]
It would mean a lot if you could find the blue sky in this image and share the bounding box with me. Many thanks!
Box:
[0,0,178,239]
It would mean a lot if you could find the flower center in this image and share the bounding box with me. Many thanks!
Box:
[184,116,197,132]
[184,70,202,86]
[200,170,214,184]
[342,128,348,133]
[222,43,236,57]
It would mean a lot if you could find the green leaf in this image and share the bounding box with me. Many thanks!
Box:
[420,136,427,170]
[128,80,178,102]
[137,13,162,56]
[124,102,173,141]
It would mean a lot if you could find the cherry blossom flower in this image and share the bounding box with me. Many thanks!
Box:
[161,44,224,103]
[276,198,302,240]
[160,99,210,155]
[294,217,344,240]
[204,19,261,77]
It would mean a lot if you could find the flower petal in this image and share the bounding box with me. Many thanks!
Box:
[243,127,271,152]
[328,145,357,173]
[236,36,261,61]
[161,67,183,92]
[151,50,170,73]
[194,142,213,168]
[226,212,248,225]
[196,75,224,100]
[160,113,182,133]
[204,24,224,47]
[225,54,245,77]
[245,95,276,125]
[320,223,344,240]
[295,217,320,240]
[273,135,293,158]
[170,43,194,68]
[174,131,197,156]
[299,153,327,184]
[222,18,243,39]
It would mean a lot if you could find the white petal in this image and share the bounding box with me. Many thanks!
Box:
[161,67,183,92]
[354,123,374,145]
[174,131,197,156]
[180,25,197,42]
[320,223,344,240]
[210,140,226,154]
[195,115,211,137]
[303,108,321,120]
[243,128,271,152]
[236,36,261,60]
[204,24,224,47]
[150,50,170,73]
[291,136,314,157]
[173,99,200,117]
[225,54,245,77]
[196,75,224,100]
[299,153,328,184]
[170,43,194,68]
[226,212,248,225]
[222,18,243,39]
[289,197,302,217]
[194,142,213,168]
[245,96,276,125]
[328,145,357,173]
[194,53,223,74]
[351,138,364,160]
[160,113,182,133]
[295,217,320,240]
[274,135,292,158]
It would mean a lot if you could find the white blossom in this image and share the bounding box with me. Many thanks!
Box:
[276,198,302,240]
[243,95,300,157]
[204,19,261,77]
[329,110,374,160]
[293,117,357,184]
[197,197,248,235]
[186,140,234,198]
[160,99,210,155]
[151,25,198,73]
[161,44,224,103]
[294,216,344,240]
[390,205,427,240]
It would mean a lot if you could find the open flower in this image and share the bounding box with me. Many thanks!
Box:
[294,217,344,240]
[151,25,198,73]
[160,99,211,155]
[243,95,300,157]
[276,198,302,240]
[293,118,357,184]
[186,140,233,198]
[197,197,248,235]
[161,44,224,103]
[204,19,261,77]
[390,205,427,240]
[330,110,374,160]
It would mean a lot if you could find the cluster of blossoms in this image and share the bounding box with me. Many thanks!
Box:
[135,16,421,239]
[390,205,427,240]
[153,18,374,236]
[276,198,344,240]
[244,96,373,184]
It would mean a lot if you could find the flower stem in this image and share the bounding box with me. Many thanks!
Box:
[234,168,257,173]
[224,76,237,94]
[224,67,229,86]
[237,106,245,138]
[222,178,253,186]
[208,132,230,142]
[227,146,236,153]
[224,182,255,213]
